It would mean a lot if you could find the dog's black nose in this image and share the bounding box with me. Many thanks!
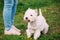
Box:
[28,20,30,22]
[26,17,28,19]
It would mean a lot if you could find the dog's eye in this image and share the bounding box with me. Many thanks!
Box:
[30,15,32,16]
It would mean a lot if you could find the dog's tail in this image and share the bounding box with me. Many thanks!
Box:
[39,8,42,16]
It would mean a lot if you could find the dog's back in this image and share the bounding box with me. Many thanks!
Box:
[36,9,49,30]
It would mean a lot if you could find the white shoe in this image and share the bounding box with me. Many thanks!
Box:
[12,25,21,32]
[4,27,21,35]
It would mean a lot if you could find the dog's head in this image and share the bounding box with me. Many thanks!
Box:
[24,8,37,22]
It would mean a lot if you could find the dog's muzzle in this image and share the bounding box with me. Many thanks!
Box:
[25,17,30,22]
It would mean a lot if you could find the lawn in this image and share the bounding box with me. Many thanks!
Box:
[0,0,60,40]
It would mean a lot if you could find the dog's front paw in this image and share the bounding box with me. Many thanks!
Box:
[26,29,32,38]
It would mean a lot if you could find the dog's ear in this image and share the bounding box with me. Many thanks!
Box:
[34,9,38,13]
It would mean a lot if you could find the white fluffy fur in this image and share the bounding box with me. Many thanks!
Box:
[24,8,49,40]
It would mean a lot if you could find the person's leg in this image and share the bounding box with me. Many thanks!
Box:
[11,0,18,24]
[3,0,14,31]
[11,0,21,32]
[3,0,21,35]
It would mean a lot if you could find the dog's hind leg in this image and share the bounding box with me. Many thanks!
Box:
[43,25,49,34]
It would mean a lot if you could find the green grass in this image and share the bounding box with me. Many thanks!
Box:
[0,0,60,40]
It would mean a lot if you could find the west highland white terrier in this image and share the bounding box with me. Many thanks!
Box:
[24,8,49,40]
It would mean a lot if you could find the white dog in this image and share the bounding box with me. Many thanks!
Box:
[24,8,49,40]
